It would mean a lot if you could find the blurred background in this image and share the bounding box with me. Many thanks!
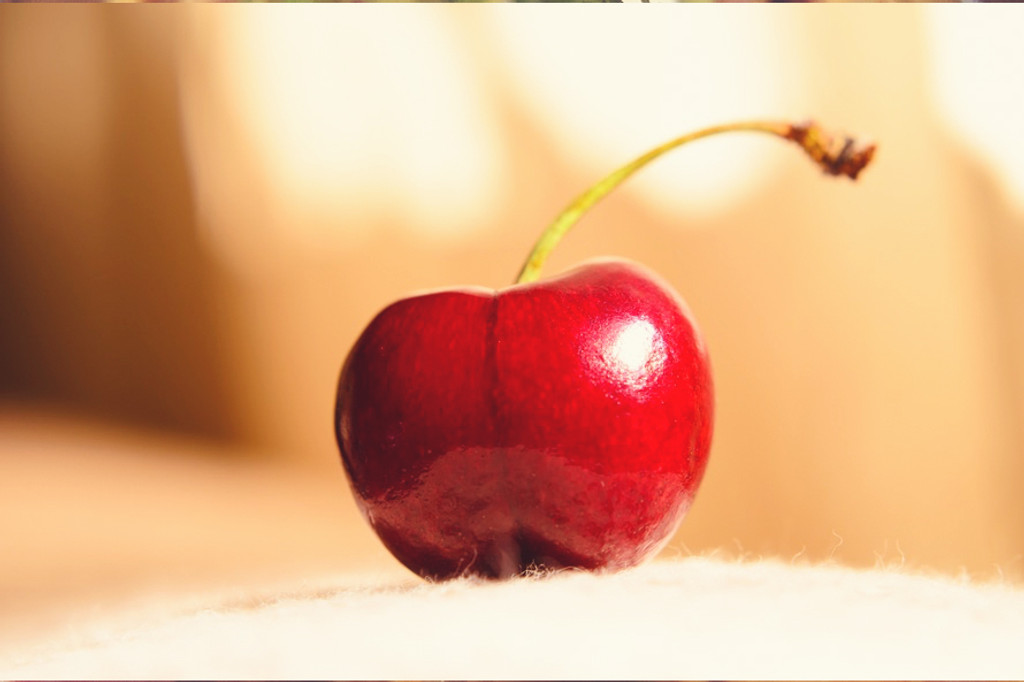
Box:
[2,3,1024,646]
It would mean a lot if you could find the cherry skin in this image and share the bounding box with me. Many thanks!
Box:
[335,258,713,580]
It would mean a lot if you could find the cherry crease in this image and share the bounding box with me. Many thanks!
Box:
[335,259,714,580]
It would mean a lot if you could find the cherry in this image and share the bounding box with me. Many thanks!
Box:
[335,120,875,580]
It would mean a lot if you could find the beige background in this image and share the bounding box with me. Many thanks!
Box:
[2,4,1024,645]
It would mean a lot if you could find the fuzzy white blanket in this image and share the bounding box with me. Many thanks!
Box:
[5,557,1024,680]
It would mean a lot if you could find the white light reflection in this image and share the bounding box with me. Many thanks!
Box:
[597,318,667,393]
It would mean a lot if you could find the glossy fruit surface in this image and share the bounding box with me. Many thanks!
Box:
[335,258,713,580]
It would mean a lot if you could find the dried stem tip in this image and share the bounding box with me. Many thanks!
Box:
[786,120,877,180]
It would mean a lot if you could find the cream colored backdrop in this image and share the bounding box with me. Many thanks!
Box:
[2,6,1023,590]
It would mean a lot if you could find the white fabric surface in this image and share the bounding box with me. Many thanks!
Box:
[5,557,1024,679]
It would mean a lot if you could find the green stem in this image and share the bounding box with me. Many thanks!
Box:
[515,119,876,285]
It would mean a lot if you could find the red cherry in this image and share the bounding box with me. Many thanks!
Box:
[336,259,713,580]
[334,120,874,580]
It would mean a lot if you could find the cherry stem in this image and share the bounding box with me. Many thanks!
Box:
[515,119,877,285]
